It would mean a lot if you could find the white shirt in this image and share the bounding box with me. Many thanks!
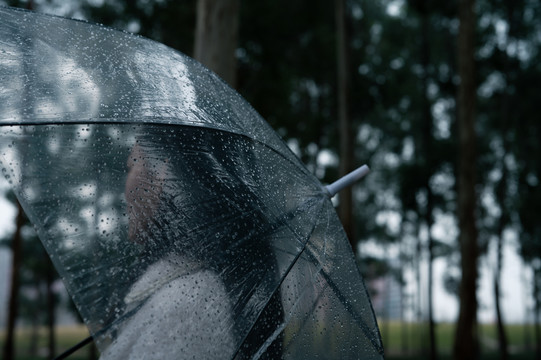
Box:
[99,256,236,359]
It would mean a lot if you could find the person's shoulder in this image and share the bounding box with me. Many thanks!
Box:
[125,256,206,303]
[165,268,228,300]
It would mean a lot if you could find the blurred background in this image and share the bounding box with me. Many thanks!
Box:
[0,0,539,359]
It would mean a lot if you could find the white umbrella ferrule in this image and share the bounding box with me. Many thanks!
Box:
[324,164,370,198]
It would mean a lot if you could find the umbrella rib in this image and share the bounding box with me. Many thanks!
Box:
[53,300,146,360]
[302,245,385,355]
[230,199,325,359]
[281,269,328,352]
[283,203,383,354]
[292,203,384,354]
[256,243,384,357]
[0,120,314,179]
[53,335,94,360]
[233,201,383,358]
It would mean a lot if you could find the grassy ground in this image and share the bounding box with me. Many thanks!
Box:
[0,325,93,360]
[0,322,537,359]
[379,321,537,360]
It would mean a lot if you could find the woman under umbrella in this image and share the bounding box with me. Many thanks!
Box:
[101,125,284,359]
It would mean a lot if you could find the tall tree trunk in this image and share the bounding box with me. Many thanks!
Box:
[535,267,541,359]
[493,273,508,360]
[3,3,34,358]
[493,76,510,360]
[29,315,39,357]
[491,3,520,357]
[29,283,44,357]
[419,2,437,358]
[415,225,426,354]
[427,225,436,359]
[493,168,509,360]
[2,201,24,360]
[335,0,355,252]
[400,275,408,354]
[453,0,479,359]
[492,178,509,359]
[415,225,422,323]
[89,340,98,360]
[194,0,240,88]
[410,219,423,354]
[523,266,532,352]
[399,225,409,355]
[46,256,56,359]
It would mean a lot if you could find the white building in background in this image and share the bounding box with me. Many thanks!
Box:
[369,275,403,321]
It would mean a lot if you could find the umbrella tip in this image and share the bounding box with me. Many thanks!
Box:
[324,164,370,198]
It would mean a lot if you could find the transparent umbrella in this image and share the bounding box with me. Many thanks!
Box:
[0,6,383,360]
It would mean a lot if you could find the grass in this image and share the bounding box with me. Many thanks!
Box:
[0,325,93,360]
[379,321,537,359]
[0,322,538,359]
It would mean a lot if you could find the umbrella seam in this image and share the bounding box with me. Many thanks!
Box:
[0,119,317,183]
[249,203,385,357]
[281,270,328,352]
[231,199,325,360]
[303,244,385,356]
[299,202,384,355]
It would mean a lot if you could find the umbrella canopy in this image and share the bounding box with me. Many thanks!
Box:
[0,7,383,360]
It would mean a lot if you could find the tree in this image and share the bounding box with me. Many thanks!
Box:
[413,1,438,357]
[477,1,537,357]
[2,201,24,360]
[514,48,541,360]
[2,4,33,358]
[453,0,479,358]
[335,0,356,250]
[10,231,60,360]
[421,11,438,360]
[194,0,240,87]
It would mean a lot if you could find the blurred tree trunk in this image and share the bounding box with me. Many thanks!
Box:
[335,0,355,252]
[414,226,427,354]
[194,0,240,88]
[399,227,409,355]
[3,3,34,359]
[493,57,510,360]
[29,282,44,357]
[415,226,422,322]
[523,267,532,352]
[89,341,98,360]
[535,266,541,359]
[493,268,507,360]
[2,201,24,360]
[493,174,508,360]
[29,315,39,356]
[400,277,408,354]
[453,0,479,359]
[419,2,437,358]
[491,3,521,357]
[46,254,56,359]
